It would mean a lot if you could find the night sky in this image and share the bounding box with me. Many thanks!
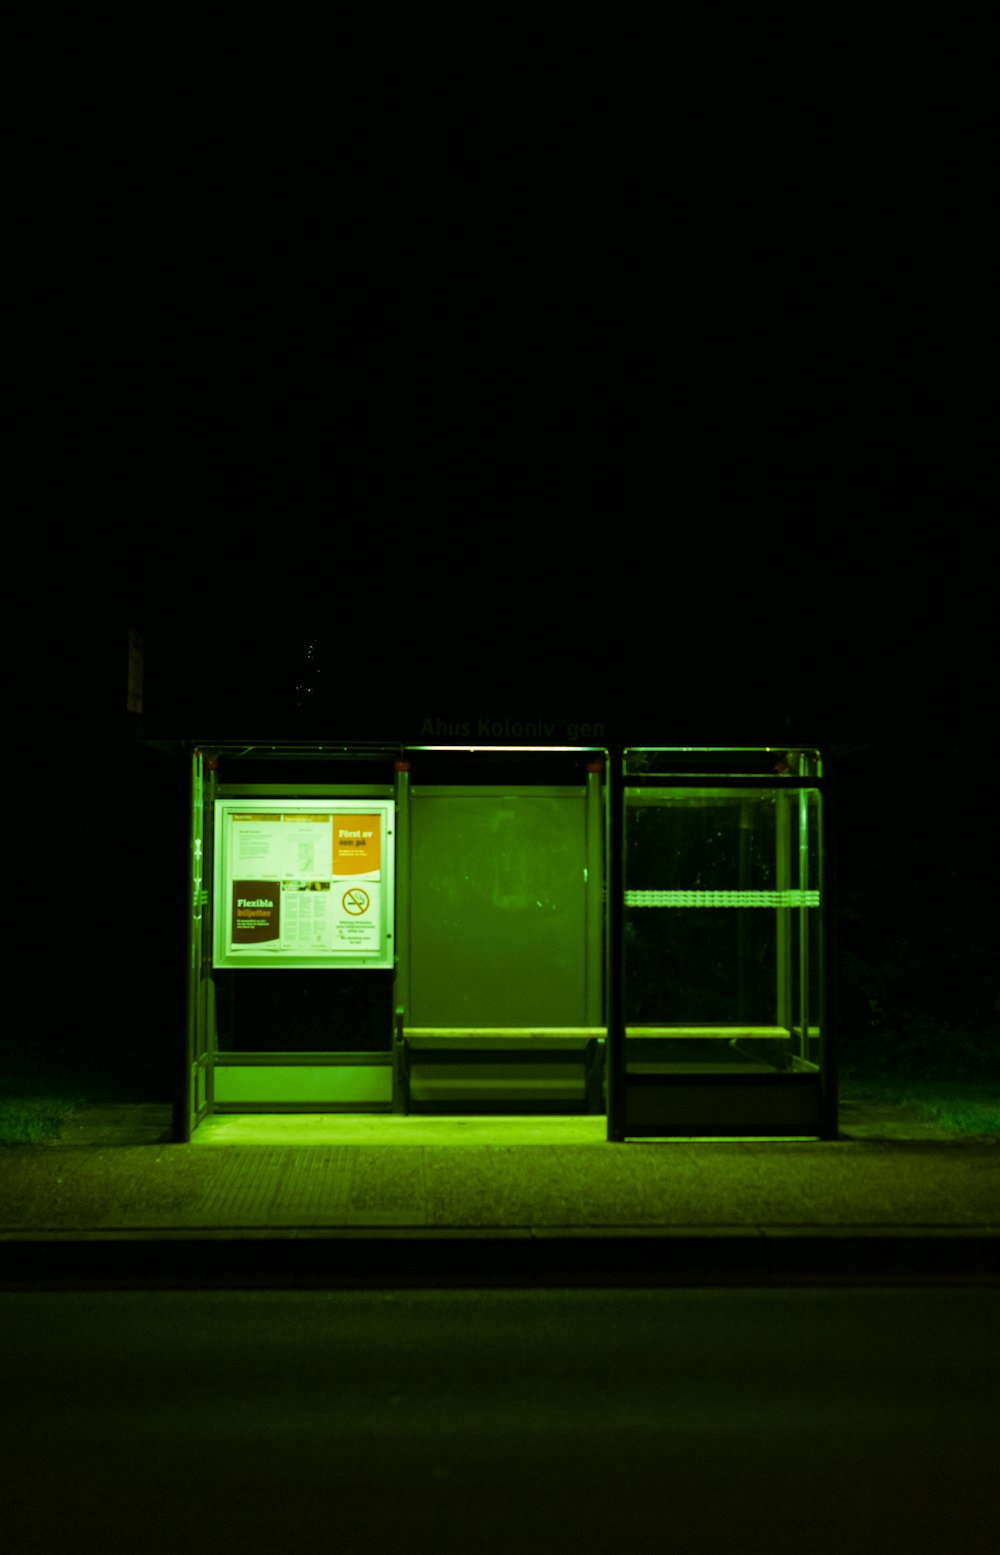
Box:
[10,7,990,737]
[67,4,982,749]
[10,8,995,1085]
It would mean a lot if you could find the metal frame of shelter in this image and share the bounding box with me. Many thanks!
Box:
[183,742,836,1142]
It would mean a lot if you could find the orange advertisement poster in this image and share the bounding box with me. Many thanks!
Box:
[333,815,381,877]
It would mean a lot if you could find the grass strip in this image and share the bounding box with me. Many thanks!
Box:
[840,1079,1000,1137]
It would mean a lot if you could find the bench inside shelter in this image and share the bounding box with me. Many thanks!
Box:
[393,1014,798,1113]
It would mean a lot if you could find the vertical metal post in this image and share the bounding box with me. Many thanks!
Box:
[201,758,217,1119]
[606,746,626,1141]
[178,747,203,1143]
[737,798,750,1024]
[776,792,791,1032]
[584,759,605,1029]
[798,788,810,1063]
[393,758,411,1113]
[818,761,838,1139]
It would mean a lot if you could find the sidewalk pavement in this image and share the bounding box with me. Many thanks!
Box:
[1,1103,996,1287]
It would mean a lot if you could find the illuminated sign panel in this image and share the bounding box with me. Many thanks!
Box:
[213,800,395,969]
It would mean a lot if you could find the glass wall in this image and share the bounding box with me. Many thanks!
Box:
[617,750,826,1136]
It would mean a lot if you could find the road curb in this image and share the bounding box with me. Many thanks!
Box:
[1,1227,996,1289]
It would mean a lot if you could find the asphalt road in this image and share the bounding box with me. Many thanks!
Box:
[3,1287,997,1554]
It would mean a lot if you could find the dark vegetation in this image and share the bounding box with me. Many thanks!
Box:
[0,1042,156,1145]
[835,746,999,1086]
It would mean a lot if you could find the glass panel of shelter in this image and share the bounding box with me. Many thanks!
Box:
[623,752,823,1086]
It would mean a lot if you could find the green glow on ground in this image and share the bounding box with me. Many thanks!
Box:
[191,1115,610,1147]
[411,745,599,753]
[628,1136,819,1144]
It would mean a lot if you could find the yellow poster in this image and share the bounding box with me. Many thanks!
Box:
[333,815,381,878]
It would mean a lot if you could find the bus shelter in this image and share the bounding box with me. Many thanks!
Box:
[183,742,834,1141]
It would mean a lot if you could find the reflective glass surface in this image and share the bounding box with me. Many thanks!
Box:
[624,784,823,1077]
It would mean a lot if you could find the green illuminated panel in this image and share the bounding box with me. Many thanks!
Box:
[409,791,591,1026]
[213,1065,392,1105]
[409,1064,584,1101]
[626,1025,792,1038]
